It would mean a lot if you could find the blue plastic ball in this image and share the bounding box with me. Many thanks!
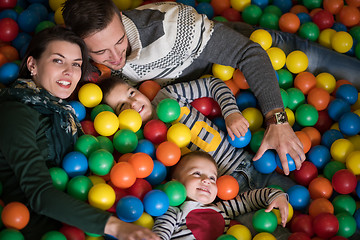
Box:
[0,63,19,85]
[236,91,257,111]
[321,129,344,149]
[273,0,293,13]
[143,190,170,217]
[307,144,331,169]
[252,0,269,9]
[356,180,360,199]
[116,196,144,222]
[0,9,18,21]
[28,3,48,21]
[327,99,351,121]
[227,129,252,148]
[62,151,88,177]
[11,32,32,52]
[212,117,226,132]
[339,112,360,136]
[275,153,296,172]
[332,22,347,32]
[145,160,167,186]
[297,12,312,24]
[287,185,310,210]
[69,100,86,121]
[176,0,196,7]
[195,3,214,19]
[134,139,156,159]
[354,208,360,229]
[17,9,41,33]
[253,150,277,174]
[335,84,358,105]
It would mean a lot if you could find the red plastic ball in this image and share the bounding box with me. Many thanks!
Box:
[0,0,17,9]
[293,161,318,186]
[312,10,335,30]
[207,98,222,119]
[59,224,85,240]
[81,120,98,136]
[0,18,19,42]
[126,178,152,201]
[156,141,181,167]
[143,119,168,144]
[216,175,239,200]
[288,232,311,240]
[314,110,333,134]
[290,214,314,237]
[191,97,214,117]
[1,201,30,230]
[221,8,242,22]
[332,169,357,194]
[210,0,231,16]
[312,213,339,239]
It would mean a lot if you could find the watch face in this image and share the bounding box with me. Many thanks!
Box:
[275,112,287,124]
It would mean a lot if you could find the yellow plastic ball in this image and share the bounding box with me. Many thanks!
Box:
[354,109,360,117]
[330,122,340,131]
[346,151,360,175]
[331,31,354,53]
[118,109,142,132]
[88,175,106,186]
[351,93,360,110]
[315,72,336,94]
[54,7,64,25]
[253,232,276,240]
[285,108,295,126]
[242,107,263,132]
[212,64,235,81]
[49,0,66,12]
[250,29,273,50]
[266,47,286,70]
[272,203,293,224]
[131,0,143,9]
[226,224,252,240]
[319,29,336,49]
[330,138,354,163]
[113,0,132,10]
[167,123,191,148]
[85,236,105,240]
[94,111,120,136]
[88,183,116,211]
[285,50,309,74]
[133,212,154,230]
[78,83,103,108]
[348,135,360,150]
[231,0,251,12]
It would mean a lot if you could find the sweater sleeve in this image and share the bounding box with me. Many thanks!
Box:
[152,207,179,240]
[0,102,111,235]
[215,188,287,219]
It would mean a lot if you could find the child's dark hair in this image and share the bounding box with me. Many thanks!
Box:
[97,76,128,100]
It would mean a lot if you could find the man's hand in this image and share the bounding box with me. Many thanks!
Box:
[225,112,250,140]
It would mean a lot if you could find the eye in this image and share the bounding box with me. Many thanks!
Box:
[53,58,62,64]
[72,62,81,68]
[129,90,135,97]
[192,171,201,176]
[93,50,105,55]
[210,176,216,181]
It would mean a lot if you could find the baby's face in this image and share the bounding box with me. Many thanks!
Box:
[175,157,218,205]
[104,83,154,123]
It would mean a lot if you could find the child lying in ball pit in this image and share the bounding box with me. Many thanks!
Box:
[152,150,289,240]
[98,75,297,238]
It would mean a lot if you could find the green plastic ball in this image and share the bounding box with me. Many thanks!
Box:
[286,88,305,111]
[242,5,263,25]
[277,69,293,90]
[0,181,2,196]
[156,99,181,123]
[295,104,319,127]
[0,229,24,240]
[280,88,289,108]
[49,167,69,191]
[332,195,356,215]
[96,136,114,153]
[90,104,114,121]
[263,5,282,18]
[74,134,100,158]
[41,231,67,240]
[302,0,322,9]
[349,26,360,42]
[259,13,279,30]
[163,180,187,207]
[252,209,278,233]
[35,21,56,33]
[267,184,285,192]
[250,129,265,153]
[336,212,357,238]
[299,22,320,42]
[216,234,237,240]
[113,129,138,154]
[213,16,228,22]
[135,128,144,140]
[323,161,346,181]
[355,42,360,60]
[66,176,93,201]
[88,149,114,176]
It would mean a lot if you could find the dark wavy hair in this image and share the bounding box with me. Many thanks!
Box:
[19,25,89,81]
[62,0,122,38]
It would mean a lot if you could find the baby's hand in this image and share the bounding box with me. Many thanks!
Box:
[265,195,289,227]
[225,112,249,140]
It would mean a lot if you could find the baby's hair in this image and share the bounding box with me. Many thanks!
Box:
[97,76,128,100]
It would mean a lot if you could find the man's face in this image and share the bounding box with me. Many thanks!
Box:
[83,13,129,71]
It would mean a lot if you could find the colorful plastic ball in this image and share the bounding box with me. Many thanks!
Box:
[293,71,316,95]
[259,12,280,29]
[195,2,214,19]
[308,198,334,218]
[331,31,354,53]
[116,196,144,222]
[156,99,181,123]
[227,128,251,148]
[110,162,136,189]
[279,13,300,34]
[287,185,310,210]
[0,18,18,42]
[297,12,312,24]
[113,129,138,154]
[134,139,155,158]
[332,194,356,215]
[337,5,360,27]
[346,151,360,175]
[288,232,311,240]
[0,62,19,85]
[53,7,64,25]
[319,28,337,48]
[1,202,29,230]
[327,99,351,121]
[249,29,272,50]
[336,212,357,238]
[330,138,354,163]
[0,229,24,240]
[307,144,331,169]
[336,84,358,105]
[145,160,167,186]
[249,129,264,153]
[323,161,346,181]
[266,47,286,70]
[80,120,96,136]
[339,112,360,136]
[163,180,187,207]
[313,213,339,238]
[316,72,336,94]
[143,119,167,145]
[78,83,103,108]
[242,4,263,25]
[143,190,169,217]
[74,134,100,158]
[299,22,320,41]
[307,87,330,111]
[323,0,344,14]
[226,224,252,240]
[88,175,106,186]
[212,63,235,81]
[308,176,333,199]
[253,150,277,174]
[293,161,318,186]
[156,141,181,167]
[230,0,251,12]
[69,100,86,121]
[138,80,161,102]
[235,91,257,111]
[66,176,93,201]
[286,87,305,110]
[216,175,239,200]
[272,202,293,224]
[88,149,114,176]
[275,153,296,172]
[17,9,40,33]
[49,0,66,11]
[242,107,263,132]
[221,7,242,21]
[41,231,67,240]
[190,97,213,117]
[252,232,276,240]
[59,225,85,240]
[128,152,154,179]
[321,129,344,148]
[167,123,191,148]
[62,151,88,178]
[49,167,69,191]
[97,135,114,154]
[332,169,357,194]
[217,234,237,240]
[252,209,278,233]
[295,104,319,127]
[88,183,116,210]
[126,178,152,201]
[118,109,142,132]
[290,214,314,236]
[312,10,335,30]
[302,126,321,147]
[133,212,154,230]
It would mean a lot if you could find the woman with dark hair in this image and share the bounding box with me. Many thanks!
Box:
[0,26,159,240]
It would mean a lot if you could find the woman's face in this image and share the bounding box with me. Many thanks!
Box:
[28,40,83,99]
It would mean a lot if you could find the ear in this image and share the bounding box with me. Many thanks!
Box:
[27,56,37,76]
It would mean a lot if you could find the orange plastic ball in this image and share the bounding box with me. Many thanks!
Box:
[0,45,19,62]
[323,0,344,14]
[290,4,309,14]
[139,80,161,101]
[0,52,8,67]
[216,175,239,200]
[337,5,360,27]
[307,87,331,111]
[302,127,321,147]
[1,202,30,230]
[279,13,301,33]
[211,0,231,16]
[110,162,137,188]
[118,153,133,162]
[346,0,360,7]
[156,141,181,167]
[294,71,317,95]
[128,152,154,178]
[295,131,312,154]
[308,177,333,199]
[308,198,334,217]
[232,69,250,89]
[225,79,240,96]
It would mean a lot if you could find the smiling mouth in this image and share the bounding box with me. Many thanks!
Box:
[57,80,71,87]
[197,187,210,194]
[138,105,144,113]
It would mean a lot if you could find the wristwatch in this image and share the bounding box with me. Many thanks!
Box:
[265,111,288,126]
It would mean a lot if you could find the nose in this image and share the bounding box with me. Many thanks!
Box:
[201,177,211,184]
[109,46,122,61]
[63,63,73,76]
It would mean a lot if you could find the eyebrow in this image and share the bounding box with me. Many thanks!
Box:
[90,33,126,54]
[53,53,82,62]
[116,86,132,113]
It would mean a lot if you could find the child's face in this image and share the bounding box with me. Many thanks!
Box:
[175,157,218,205]
[104,83,154,122]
